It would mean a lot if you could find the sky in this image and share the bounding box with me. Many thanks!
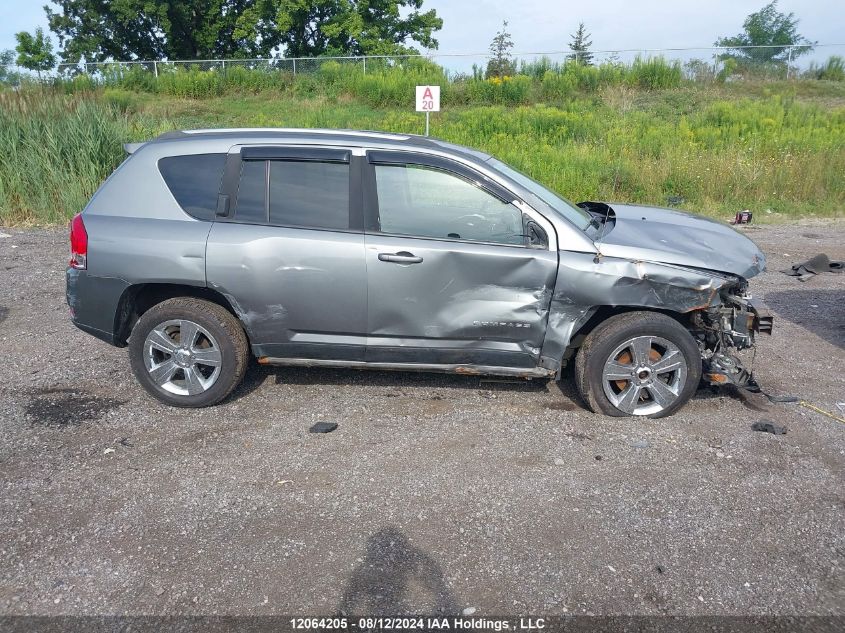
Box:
[1,0,843,68]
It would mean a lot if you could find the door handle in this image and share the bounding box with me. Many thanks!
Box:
[378,251,424,264]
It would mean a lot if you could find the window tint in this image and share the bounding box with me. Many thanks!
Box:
[269,161,349,230]
[234,160,267,223]
[374,164,524,245]
[158,153,226,221]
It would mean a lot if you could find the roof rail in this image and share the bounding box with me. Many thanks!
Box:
[180,128,411,141]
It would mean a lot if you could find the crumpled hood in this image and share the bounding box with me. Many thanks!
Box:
[595,203,766,279]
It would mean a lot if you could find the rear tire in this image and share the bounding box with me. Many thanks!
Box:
[574,311,701,418]
[129,297,249,408]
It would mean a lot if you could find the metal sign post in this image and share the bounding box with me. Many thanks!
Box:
[415,85,441,137]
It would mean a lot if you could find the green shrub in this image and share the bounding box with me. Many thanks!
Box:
[155,67,224,98]
[627,56,683,90]
[102,88,140,112]
[808,56,845,82]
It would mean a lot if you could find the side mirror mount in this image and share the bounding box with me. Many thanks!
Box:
[524,220,548,249]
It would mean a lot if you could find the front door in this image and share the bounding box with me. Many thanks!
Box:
[363,151,558,369]
[206,146,367,360]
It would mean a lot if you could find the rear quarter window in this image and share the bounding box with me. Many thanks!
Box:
[158,153,226,221]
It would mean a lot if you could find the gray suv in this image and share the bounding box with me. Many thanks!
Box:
[66,128,772,417]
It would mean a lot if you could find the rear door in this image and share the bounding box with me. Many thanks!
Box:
[362,151,559,369]
[206,146,368,361]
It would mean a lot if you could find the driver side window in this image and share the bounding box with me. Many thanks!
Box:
[373,164,524,246]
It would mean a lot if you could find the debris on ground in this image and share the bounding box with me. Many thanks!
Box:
[730,210,753,225]
[781,253,844,281]
[799,401,845,424]
[309,422,338,434]
[764,393,800,403]
[462,607,477,616]
[751,420,787,435]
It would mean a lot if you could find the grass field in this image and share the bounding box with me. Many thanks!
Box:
[2,64,844,225]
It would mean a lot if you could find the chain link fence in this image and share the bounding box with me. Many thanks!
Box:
[2,44,844,83]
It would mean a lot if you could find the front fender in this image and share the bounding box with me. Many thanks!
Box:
[540,251,734,367]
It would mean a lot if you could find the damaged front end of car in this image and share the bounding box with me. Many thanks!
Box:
[689,277,774,388]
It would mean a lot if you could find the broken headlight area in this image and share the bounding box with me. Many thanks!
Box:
[689,282,774,388]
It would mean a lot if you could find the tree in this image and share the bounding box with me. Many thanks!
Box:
[0,49,22,85]
[269,0,443,57]
[567,22,593,65]
[485,20,515,79]
[15,28,56,77]
[45,0,278,62]
[714,1,814,65]
[44,0,442,62]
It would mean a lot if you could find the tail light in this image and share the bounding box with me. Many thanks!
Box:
[69,213,88,269]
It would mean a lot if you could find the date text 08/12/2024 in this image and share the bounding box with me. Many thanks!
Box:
[289,617,546,630]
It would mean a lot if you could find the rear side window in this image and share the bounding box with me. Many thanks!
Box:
[158,153,226,221]
[269,161,348,230]
[233,159,350,230]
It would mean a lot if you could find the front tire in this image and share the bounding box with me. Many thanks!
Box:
[129,297,249,408]
[574,312,701,418]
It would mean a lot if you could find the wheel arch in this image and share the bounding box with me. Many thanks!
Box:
[562,305,695,364]
[113,283,247,347]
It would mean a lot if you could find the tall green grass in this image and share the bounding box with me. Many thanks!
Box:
[1,85,843,225]
[0,89,171,224]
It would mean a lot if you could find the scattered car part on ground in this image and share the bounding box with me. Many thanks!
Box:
[751,420,788,435]
[66,129,774,417]
[730,210,753,225]
[309,422,339,433]
[781,253,844,281]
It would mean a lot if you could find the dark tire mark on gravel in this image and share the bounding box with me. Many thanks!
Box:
[0,305,7,325]
[25,387,124,428]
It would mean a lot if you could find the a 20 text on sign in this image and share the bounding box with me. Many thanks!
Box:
[415,85,440,136]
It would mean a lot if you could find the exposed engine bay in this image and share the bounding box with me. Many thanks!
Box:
[690,280,774,388]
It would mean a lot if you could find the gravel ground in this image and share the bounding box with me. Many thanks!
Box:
[0,223,843,617]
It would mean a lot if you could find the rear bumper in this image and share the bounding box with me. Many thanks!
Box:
[70,319,116,345]
[66,268,128,347]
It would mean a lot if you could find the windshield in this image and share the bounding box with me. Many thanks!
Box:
[486,158,593,231]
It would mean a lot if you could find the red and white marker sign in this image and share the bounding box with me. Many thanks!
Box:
[415,85,441,112]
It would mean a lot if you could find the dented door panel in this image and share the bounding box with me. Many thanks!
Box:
[206,223,367,359]
[364,235,558,367]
